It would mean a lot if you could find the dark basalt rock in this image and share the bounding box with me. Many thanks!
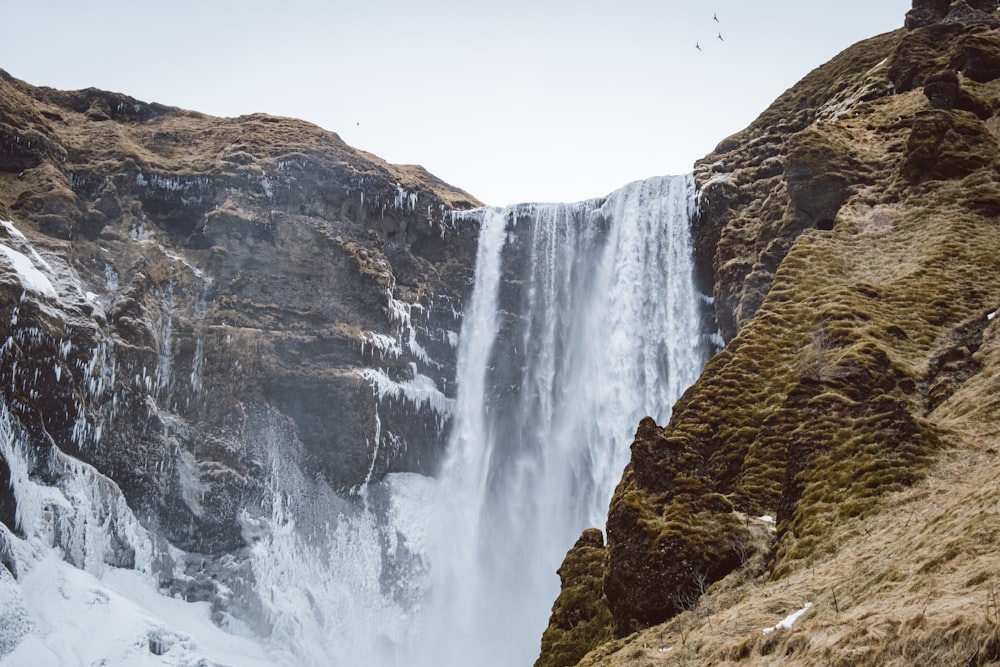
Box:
[906,0,953,29]
[907,0,999,29]
[942,0,1000,27]
[924,69,964,108]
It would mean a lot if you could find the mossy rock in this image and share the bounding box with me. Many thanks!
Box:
[953,28,1000,82]
[890,22,970,92]
[603,419,748,636]
[535,529,613,667]
[902,108,1000,182]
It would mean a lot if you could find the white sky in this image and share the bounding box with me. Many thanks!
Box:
[1,1,910,206]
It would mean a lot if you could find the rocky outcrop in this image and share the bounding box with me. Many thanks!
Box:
[535,529,613,667]
[540,2,1000,665]
[0,69,479,583]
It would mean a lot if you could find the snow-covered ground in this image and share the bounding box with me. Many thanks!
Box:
[1,553,283,667]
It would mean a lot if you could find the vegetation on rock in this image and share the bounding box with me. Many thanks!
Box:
[538,2,1000,665]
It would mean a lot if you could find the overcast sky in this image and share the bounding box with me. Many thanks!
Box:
[2,1,911,206]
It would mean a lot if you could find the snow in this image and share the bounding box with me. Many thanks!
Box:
[988,311,996,322]
[759,515,776,524]
[0,243,57,298]
[1,220,26,240]
[1,554,282,667]
[763,601,813,634]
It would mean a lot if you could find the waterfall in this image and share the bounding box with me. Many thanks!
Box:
[407,173,707,665]
[242,173,707,666]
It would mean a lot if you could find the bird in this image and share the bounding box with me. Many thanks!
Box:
[718,32,724,41]
[695,41,702,51]
[713,12,720,22]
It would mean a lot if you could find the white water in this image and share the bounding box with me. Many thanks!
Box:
[0,174,707,665]
[402,173,705,665]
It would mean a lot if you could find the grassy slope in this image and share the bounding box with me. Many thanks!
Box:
[542,14,1000,667]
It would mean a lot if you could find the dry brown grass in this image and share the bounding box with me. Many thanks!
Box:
[579,417,1000,665]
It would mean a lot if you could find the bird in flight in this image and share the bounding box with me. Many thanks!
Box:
[695,41,702,51]
[713,13,720,22]
[718,32,724,41]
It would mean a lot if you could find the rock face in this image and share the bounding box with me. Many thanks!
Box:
[540,2,1000,665]
[0,69,479,572]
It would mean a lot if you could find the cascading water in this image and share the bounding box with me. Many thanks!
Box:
[238,173,708,666]
[403,173,708,665]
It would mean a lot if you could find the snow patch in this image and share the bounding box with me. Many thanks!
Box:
[0,243,57,298]
[763,602,813,634]
[3,556,281,666]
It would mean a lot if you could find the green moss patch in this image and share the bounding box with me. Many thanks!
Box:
[535,529,614,667]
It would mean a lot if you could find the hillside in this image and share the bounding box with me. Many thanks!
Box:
[538,2,1000,665]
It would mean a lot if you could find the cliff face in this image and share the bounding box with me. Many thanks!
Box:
[541,2,1000,665]
[0,69,479,570]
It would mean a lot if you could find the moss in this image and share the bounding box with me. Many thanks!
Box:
[748,30,905,136]
[535,529,614,667]
[902,109,1000,182]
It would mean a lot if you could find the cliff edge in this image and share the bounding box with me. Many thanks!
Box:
[0,70,479,596]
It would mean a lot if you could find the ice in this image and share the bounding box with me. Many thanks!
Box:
[358,366,454,426]
[2,556,281,667]
[0,220,26,240]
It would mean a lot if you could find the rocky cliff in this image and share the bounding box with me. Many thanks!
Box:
[0,68,479,598]
[539,2,1000,665]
